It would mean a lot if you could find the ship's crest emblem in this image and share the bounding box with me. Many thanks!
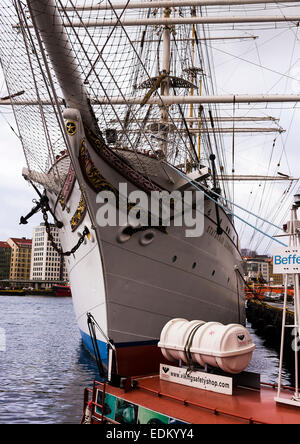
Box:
[66,121,78,136]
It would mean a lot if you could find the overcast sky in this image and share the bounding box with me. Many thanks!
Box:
[0,4,300,254]
[210,12,300,254]
[0,116,41,241]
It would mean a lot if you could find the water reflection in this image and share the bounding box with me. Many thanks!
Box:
[54,343,99,424]
[0,296,99,424]
[246,322,293,387]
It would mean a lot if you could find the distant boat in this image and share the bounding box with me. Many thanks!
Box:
[52,285,72,298]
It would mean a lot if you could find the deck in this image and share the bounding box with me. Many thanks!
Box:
[83,374,300,424]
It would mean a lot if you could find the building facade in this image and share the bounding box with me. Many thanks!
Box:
[268,259,283,286]
[268,259,294,286]
[0,241,11,282]
[244,255,294,287]
[7,238,32,281]
[30,223,68,283]
[243,256,270,283]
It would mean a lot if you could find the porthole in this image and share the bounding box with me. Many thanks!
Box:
[192,262,197,269]
[117,225,135,243]
[172,255,177,263]
[140,230,155,246]
[212,270,215,276]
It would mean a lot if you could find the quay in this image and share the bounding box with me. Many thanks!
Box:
[0,288,55,296]
[246,299,296,361]
[0,280,71,297]
[0,278,68,291]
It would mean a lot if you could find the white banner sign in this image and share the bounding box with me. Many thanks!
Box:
[273,248,300,274]
[160,364,233,396]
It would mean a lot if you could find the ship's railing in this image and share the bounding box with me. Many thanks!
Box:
[135,382,266,424]
[81,381,118,424]
[82,379,298,424]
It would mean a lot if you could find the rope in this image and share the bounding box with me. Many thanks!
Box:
[194,171,283,231]
[184,322,204,375]
[167,164,288,247]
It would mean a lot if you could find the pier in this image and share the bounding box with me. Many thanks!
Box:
[0,279,68,291]
[246,299,296,362]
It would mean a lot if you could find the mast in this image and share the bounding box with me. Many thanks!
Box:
[132,36,259,43]
[3,94,300,106]
[159,2,172,156]
[55,15,300,28]
[216,175,298,181]
[92,94,300,104]
[189,8,197,159]
[106,116,281,123]
[61,0,300,11]
[117,127,285,134]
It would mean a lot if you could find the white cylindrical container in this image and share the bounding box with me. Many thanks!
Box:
[190,322,223,368]
[190,323,256,374]
[158,318,205,362]
[158,319,256,374]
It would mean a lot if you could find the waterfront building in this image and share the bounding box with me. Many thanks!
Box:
[7,237,32,281]
[0,241,11,281]
[243,256,270,284]
[244,255,294,287]
[30,223,68,283]
[268,259,293,286]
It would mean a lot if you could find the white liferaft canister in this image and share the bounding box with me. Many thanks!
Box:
[158,319,256,374]
[190,322,256,374]
[158,318,205,362]
[189,322,223,368]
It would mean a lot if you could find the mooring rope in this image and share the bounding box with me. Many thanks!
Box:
[167,164,288,247]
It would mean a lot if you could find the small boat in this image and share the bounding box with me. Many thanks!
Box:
[52,285,72,298]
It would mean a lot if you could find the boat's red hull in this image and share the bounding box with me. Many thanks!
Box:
[53,285,72,297]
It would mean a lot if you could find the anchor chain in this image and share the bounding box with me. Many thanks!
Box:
[21,185,90,257]
[41,205,89,257]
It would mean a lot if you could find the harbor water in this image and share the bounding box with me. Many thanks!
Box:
[0,296,294,424]
[0,296,98,424]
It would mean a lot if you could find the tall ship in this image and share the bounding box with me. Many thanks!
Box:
[0,0,297,377]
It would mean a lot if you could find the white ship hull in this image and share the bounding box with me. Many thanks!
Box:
[45,113,245,376]
[0,0,246,377]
